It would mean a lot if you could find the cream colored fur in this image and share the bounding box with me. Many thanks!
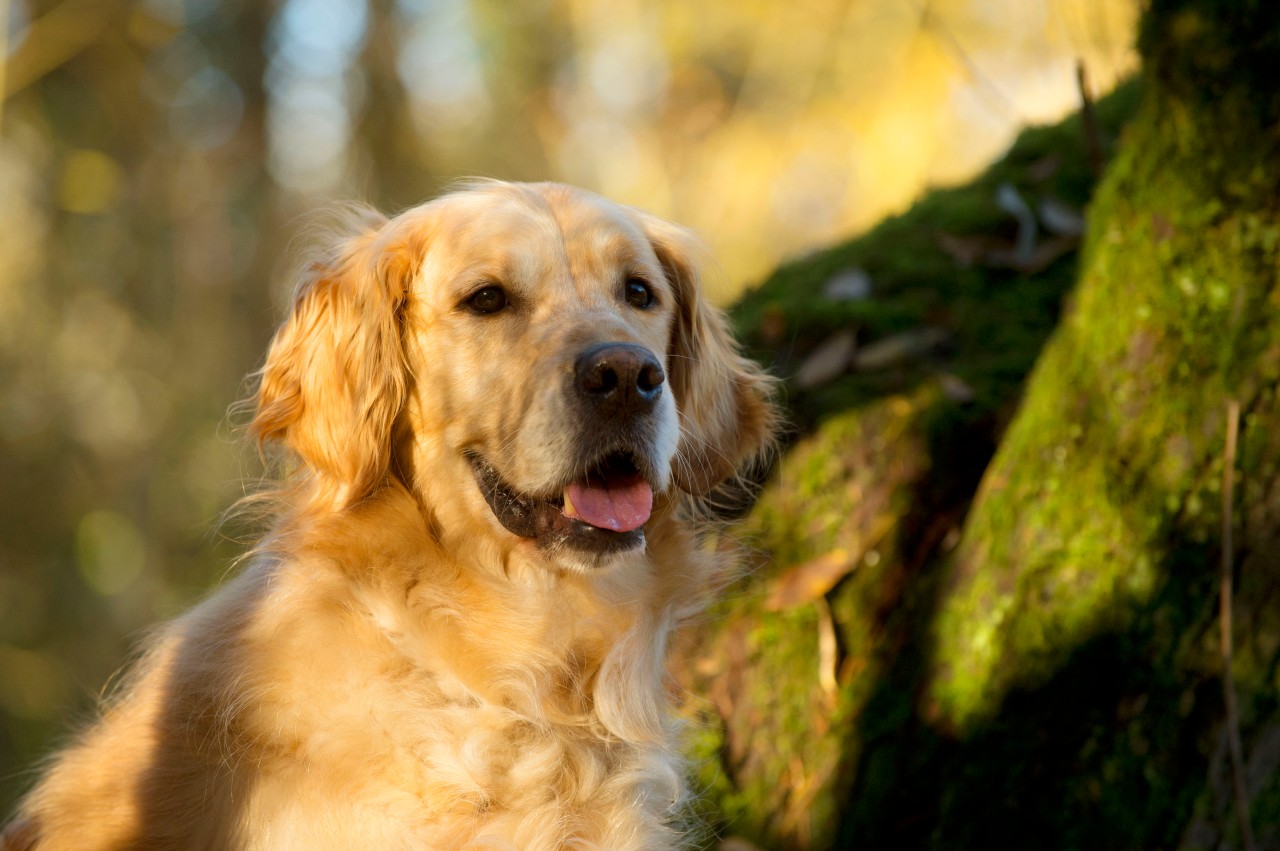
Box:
[2,181,775,851]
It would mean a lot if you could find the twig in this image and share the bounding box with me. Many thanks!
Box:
[815,596,838,701]
[1220,399,1255,851]
[1076,59,1104,177]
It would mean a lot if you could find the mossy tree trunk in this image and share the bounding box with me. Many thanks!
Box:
[691,2,1280,848]
[926,0,1280,844]
[933,0,1280,730]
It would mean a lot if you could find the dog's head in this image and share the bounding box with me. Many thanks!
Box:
[252,181,774,568]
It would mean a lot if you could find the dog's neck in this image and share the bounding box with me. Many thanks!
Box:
[274,481,688,744]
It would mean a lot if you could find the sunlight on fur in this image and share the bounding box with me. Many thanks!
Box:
[2,181,778,851]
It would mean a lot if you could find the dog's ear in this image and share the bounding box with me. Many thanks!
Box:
[640,215,777,496]
[251,207,418,506]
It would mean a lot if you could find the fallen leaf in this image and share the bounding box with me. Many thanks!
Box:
[1038,197,1086,237]
[766,549,855,611]
[796,328,856,389]
[823,267,872,302]
[816,597,838,699]
[854,327,950,371]
[766,514,899,611]
[939,372,976,403]
[995,181,1037,264]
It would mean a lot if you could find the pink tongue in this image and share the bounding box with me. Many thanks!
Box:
[564,477,653,532]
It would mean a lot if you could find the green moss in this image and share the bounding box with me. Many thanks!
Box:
[682,80,1151,851]
[730,80,1141,431]
[680,386,943,847]
[931,47,1280,730]
[692,9,1280,843]
[912,2,1280,844]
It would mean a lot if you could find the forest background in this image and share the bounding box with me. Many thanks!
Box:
[7,0,1276,848]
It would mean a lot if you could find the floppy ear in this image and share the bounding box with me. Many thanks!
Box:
[640,215,778,496]
[251,207,417,505]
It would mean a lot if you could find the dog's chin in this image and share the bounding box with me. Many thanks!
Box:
[467,452,652,563]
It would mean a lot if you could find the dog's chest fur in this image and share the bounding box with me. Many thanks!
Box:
[212,490,690,849]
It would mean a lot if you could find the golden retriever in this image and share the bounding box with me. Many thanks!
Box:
[2,181,775,850]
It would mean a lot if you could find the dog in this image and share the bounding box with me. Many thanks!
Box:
[2,181,776,850]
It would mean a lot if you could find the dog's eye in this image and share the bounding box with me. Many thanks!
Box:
[465,286,508,315]
[624,278,655,310]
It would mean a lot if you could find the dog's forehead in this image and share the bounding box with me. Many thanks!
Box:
[412,184,661,290]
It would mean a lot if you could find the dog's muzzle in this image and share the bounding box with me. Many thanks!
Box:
[468,342,668,560]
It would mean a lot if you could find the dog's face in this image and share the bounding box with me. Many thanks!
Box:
[252,181,773,570]
[401,185,683,560]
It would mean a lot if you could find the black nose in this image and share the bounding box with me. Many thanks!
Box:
[574,343,665,417]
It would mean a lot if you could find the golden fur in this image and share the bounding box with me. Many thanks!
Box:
[2,181,775,850]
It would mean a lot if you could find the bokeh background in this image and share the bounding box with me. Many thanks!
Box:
[0,0,1137,818]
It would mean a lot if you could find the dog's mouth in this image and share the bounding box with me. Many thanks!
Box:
[467,450,654,557]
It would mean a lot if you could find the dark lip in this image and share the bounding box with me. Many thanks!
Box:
[466,451,648,557]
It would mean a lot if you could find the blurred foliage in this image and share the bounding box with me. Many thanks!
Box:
[0,0,1139,826]
[1,0,277,812]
